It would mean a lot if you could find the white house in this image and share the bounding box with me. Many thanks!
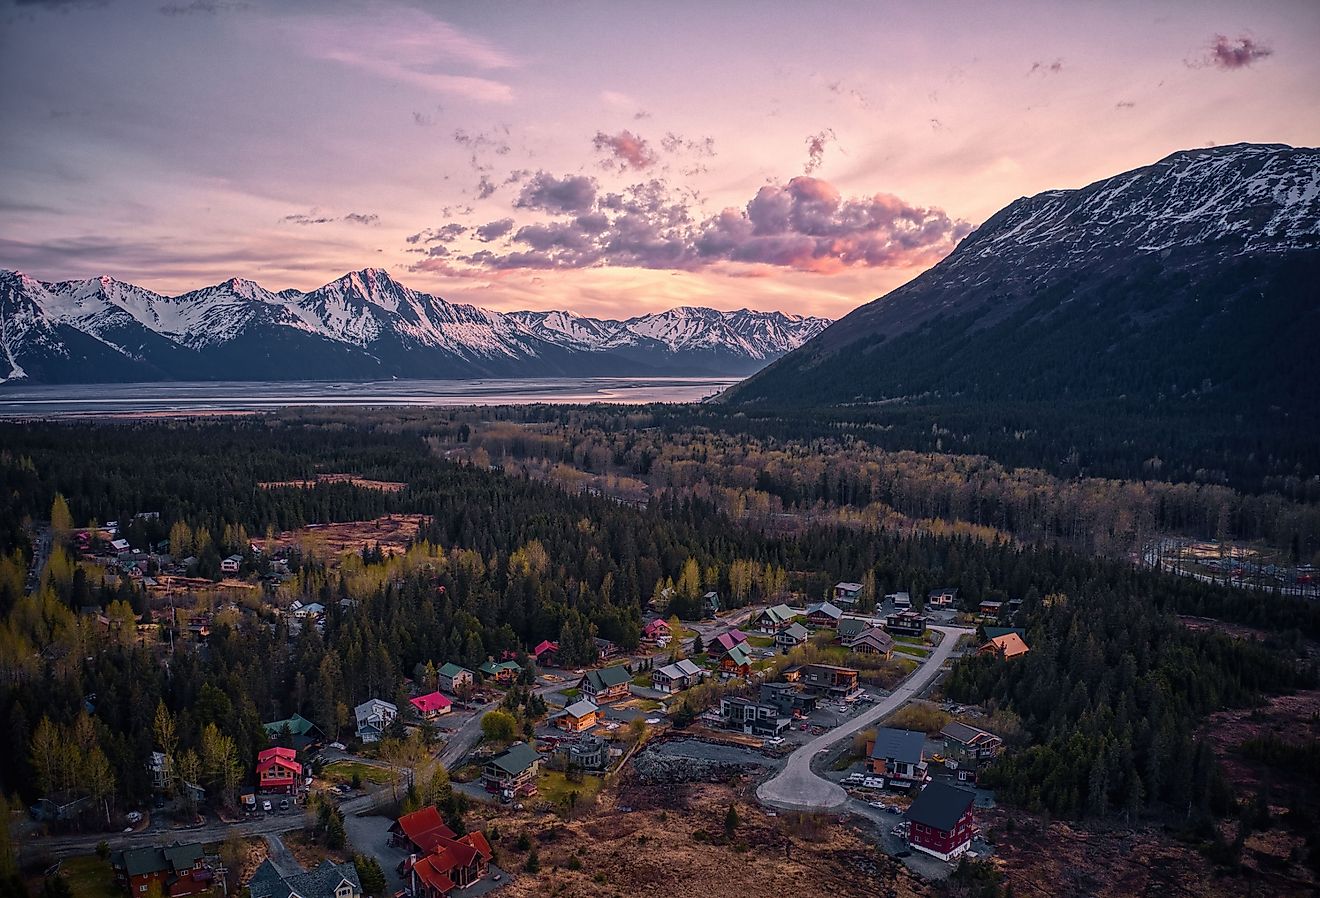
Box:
[220,554,242,574]
[354,699,398,743]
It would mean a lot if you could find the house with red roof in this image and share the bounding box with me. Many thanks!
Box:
[531,640,559,663]
[711,629,748,653]
[409,692,453,721]
[642,618,671,642]
[255,747,302,795]
[391,807,494,897]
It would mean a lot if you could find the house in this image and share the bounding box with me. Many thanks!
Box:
[906,782,977,861]
[112,844,211,897]
[592,637,617,661]
[249,858,362,898]
[865,727,928,788]
[780,665,802,683]
[557,733,607,770]
[753,603,797,633]
[833,582,864,606]
[805,601,844,629]
[719,642,754,677]
[111,538,132,555]
[847,626,894,657]
[981,632,1030,659]
[759,681,817,717]
[580,665,632,703]
[553,699,600,733]
[711,629,749,653]
[262,713,323,751]
[718,696,790,736]
[478,659,522,684]
[531,640,559,663]
[292,602,326,619]
[884,611,928,637]
[391,808,494,897]
[148,751,172,791]
[220,554,242,574]
[941,721,1004,785]
[978,599,1004,617]
[776,621,810,649]
[409,692,453,721]
[354,699,398,743]
[886,591,912,609]
[799,663,860,697]
[652,658,703,693]
[255,747,303,795]
[437,662,474,694]
[836,616,871,641]
[31,792,91,823]
[702,591,721,616]
[482,742,541,796]
[642,619,671,642]
[927,587,959,608]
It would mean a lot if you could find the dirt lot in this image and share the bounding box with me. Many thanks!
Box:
[475,774,930,898]
[271,514,428,565]
[982,808,1315,898]
[1202,689,1320,793]
[259,473,406,492]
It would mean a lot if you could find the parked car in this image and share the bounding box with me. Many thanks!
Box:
[126,811,143,824]
[261,799,272,812]
[279,799,290,811]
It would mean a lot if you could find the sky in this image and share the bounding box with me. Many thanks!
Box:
[1,0,1317,320]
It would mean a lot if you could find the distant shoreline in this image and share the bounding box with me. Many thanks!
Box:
[0,376,742,417]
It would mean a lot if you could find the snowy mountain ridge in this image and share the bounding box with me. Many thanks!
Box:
[0,267,830,383]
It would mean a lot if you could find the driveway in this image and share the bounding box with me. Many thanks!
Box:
[755,625,970,813]
[341,812,409,895]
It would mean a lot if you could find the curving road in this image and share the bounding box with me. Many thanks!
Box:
[756,625,969,813]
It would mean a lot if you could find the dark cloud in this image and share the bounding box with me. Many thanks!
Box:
[159,0,249,14]
[283,211,378,226]
[633,110,651,120]
[514,171,598,214]
[1028,59,1064,75]
[592,129,657,170]
[475,218,515,241]
[406,224,466,245]
[476,175,497,199]
[413,111,437,127]
[430,173,967,275]
[1205,34,1273,69]
[1114,100,1136,110]
[804,129,836,174]
[826,79,870,107]
[453,126,511,171]
[660,132,716,158]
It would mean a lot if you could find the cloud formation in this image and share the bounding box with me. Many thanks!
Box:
[804,129,837,173]
[592,129,657,170]
[418,173,968,276]
[514,171,598,214]
[1028,59,1064,75]
[283,211,379,226]
[1205,34,1273,69]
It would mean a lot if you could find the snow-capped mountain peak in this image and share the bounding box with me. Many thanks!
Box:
[0,268,831,382]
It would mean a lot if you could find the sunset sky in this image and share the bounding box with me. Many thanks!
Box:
[2,0,1317,319]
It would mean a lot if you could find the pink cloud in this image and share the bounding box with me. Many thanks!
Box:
[1205,34,1273,70]
[592,130,658,170]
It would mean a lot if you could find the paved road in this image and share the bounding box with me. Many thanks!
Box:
[755,625,969,813]
[21,794,378,862]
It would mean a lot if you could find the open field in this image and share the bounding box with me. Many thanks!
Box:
[478,774,927,898]
[258,473,406,492]
[270,514,428,565]
[322,760,393,785]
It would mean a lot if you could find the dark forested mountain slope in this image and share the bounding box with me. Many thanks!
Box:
[725,143,1320,420]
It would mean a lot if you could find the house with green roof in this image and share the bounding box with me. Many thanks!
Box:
[752,603,797,633]
[478,659,522,684]
[262,713,322,750]
[249,857,361,898]
[436,662,474,694]
[579,664,632,702]
[719,642,755,676]
[481,741,542,797]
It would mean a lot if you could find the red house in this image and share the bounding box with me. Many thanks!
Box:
[409,691,453,720]
[906,781,977,861]
[532,639,559,663]
[255,747,302,795]
[642,619,671,642]
[391,806,494,897]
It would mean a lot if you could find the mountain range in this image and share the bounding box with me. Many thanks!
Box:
[0,268,830,383]
[723,142,1320,417]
